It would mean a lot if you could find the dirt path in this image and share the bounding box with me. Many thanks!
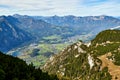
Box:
[98,53,120,80]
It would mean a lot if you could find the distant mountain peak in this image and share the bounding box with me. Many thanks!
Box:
[0,16,7,21]
[13,14,21,17]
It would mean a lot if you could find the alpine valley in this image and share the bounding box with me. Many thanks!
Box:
[1,14,120,80]
[1,14,120,69]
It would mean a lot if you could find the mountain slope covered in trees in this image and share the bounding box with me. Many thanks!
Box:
[44,30,120,80]
[0,51,58,80]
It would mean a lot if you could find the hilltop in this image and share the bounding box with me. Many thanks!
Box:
[44,30,120,80]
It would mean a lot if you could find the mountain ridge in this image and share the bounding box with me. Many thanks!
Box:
[43,30,120,80]
[0,16,32,52]
[35,15,120,37]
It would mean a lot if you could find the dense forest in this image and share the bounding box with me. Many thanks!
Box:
[0,51,58,80]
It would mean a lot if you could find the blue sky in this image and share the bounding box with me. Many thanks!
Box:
[0,0,120,16]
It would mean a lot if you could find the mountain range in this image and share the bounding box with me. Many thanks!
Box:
[13,14,72,40]
[1,14,120,67]
[1,14,120,53]
[35,15,120,35]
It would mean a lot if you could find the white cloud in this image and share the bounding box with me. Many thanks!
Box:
[0,0,120,16]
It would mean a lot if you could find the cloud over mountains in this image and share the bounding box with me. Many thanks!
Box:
[0,0,120,16]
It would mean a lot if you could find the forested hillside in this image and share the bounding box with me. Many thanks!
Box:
[0,51,58,80]
[44,30,120,80]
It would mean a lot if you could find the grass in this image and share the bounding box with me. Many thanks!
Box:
[38,43,69,54]
[42,35,61,40]
[18,42,69,67]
